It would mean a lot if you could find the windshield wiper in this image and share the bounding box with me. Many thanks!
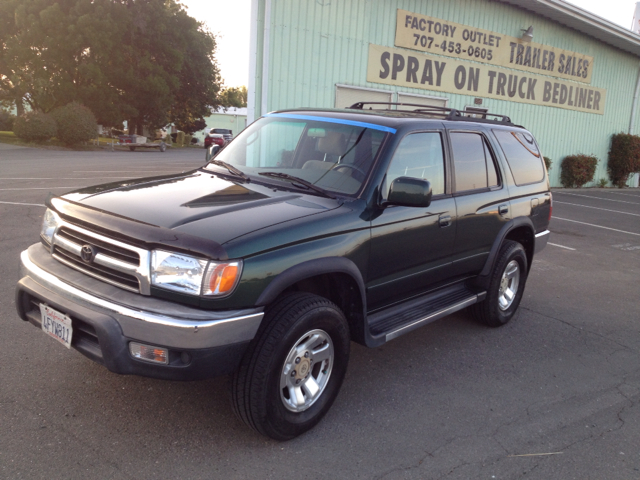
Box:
[209,160,250,182]
[258,172,335,199]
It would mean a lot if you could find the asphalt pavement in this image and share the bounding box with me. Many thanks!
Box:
[1,146,639,479]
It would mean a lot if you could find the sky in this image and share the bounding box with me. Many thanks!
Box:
[181,0,639,89]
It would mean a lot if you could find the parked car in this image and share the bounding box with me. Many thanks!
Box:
[16,103,551,440]
[210,128,233,142]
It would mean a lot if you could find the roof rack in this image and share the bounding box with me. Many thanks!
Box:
[347,102,513,126]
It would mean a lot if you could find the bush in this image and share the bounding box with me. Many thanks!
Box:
[0,110,16,131]
[176,131,185,147]
[164,132,172,146]
[608,133,640,188]
[184,134,192,146]
[543,156,552,171]
[51,102,98,146]
[13,111,57,142]
[560,154,599,188]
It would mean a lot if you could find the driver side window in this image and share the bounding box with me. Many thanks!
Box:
[383,132,445,198]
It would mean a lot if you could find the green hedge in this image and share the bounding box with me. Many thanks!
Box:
[0,111,16,131]
[13,111,57,142]
[608,133,640,188]
[51,102,98,146]
[560,154,599,188]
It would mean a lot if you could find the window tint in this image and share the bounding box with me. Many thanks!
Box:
[493,130,544,185]
[384,132,445,197]
[450,132,488,191]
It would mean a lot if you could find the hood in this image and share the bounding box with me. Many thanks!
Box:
[62,171,341,245]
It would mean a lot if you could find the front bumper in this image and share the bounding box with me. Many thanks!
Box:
[16,244,264,380]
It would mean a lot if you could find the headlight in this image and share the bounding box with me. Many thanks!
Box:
[151,250,209,295]
[41,208,60,245]
[151,250,242,297]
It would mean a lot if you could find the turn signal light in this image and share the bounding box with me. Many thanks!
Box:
[203,261,242,296]
[129,342,168,364]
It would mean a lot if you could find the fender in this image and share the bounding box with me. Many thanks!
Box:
[255,256,367,312]
[476,216,535,286]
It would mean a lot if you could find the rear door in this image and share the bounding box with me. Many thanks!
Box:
[367,130,456,310]
[447,128,512,277]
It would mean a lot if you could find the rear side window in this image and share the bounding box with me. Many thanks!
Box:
[493,130,544,185]
[450,132,499,192]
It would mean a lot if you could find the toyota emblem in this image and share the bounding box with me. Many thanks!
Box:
[80,244,96,263]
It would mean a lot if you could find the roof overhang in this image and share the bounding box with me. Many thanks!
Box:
[494,0,640,58]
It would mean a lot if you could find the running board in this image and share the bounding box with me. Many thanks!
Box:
[367,284,486,345]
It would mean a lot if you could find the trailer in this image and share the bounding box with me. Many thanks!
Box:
[111,135,169,152]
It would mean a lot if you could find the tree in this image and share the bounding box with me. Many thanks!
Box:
[219,86,248,109]
[0,0,222,130]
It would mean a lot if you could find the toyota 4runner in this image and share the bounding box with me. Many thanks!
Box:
[15,104,551,440]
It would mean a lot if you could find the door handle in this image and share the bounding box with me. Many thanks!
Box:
[499,204,509,216]
[439,215,452,227]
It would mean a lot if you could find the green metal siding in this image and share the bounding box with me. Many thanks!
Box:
[255,0,640,187]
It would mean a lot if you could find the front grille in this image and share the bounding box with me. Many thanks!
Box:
[53,245,140,291]
[57,227,139,265]
[50,222,150,294]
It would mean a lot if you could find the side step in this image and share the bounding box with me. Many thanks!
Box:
[367,283,486,345]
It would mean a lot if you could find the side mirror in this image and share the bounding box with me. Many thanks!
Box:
[385,177,432,208]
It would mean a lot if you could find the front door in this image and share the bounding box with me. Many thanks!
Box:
[367,131,456,311]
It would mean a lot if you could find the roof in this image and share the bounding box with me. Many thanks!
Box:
[272,107,528,131]
[210,107,248,116]
[494,0,640,58]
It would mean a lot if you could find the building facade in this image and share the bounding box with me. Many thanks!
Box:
[247,0,640,187]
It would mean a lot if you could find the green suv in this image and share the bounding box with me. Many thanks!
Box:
[16,104,551,440]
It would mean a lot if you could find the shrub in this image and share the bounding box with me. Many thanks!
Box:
[543,156,552,171]
[0,110,16,131]
[598,178,607,188]
[176,131,185,147]
[164,132,172,146]
[184,134,192,146]
[51,102,98,146]
[560,154,598,188]
[13,111,57,142]
[608,133,640,188]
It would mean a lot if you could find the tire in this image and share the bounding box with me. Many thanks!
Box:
[232,292,350,440]
[159,142,166,152]
[471,240,528,327]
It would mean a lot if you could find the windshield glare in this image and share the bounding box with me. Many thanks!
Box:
[205,115,387,195]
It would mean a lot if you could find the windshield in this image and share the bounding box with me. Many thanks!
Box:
[204,113,389,195]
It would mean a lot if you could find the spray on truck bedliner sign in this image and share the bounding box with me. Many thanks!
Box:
[366,44,606,115]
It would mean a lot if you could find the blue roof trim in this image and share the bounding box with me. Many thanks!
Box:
[265,113,397,134]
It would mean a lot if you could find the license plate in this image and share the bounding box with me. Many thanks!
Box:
[40,304,73,349]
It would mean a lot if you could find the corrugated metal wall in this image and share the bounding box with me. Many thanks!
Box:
[254,0,640,187]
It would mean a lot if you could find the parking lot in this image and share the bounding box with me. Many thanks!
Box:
[1,143,640,479]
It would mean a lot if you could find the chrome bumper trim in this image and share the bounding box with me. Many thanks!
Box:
[20,249,263,348]
[534,229,550,254]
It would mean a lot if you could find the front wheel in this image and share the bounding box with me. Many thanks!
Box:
[231,293,350,440]
[471,240,528,327]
